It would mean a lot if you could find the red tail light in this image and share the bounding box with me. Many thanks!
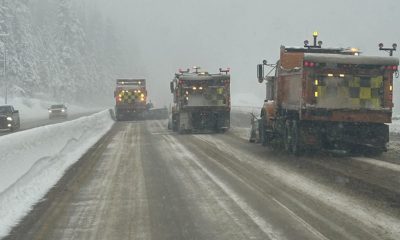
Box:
[385,65,398,70]
[304,61,316,68]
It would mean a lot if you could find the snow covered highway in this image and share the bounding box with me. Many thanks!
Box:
[3,116,400,240]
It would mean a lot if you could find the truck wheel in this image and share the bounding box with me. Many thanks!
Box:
[260,124,267,146]
[283,120,292,153]
[172,114,177,131]
[177,117,183,134]
[291,120,302,156]
[258,116,266,146]
[249,128,256,143]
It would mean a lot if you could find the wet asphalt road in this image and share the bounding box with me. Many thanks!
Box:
[5,119,400,240]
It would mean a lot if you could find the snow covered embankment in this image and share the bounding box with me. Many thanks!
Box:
[0,110,114,238]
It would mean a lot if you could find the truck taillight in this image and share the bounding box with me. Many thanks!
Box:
[304,61,316,68]
[383,65,398,70]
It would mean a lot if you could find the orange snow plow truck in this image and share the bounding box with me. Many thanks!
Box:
[114,79,147,120]
[257,33,398,155]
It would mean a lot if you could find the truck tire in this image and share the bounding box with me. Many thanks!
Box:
[291,120,302,156]
[172,114,178,132]
[260,120,268,146]
[283,120,292,153]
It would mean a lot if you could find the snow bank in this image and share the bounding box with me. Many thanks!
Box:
[0,110,114,238]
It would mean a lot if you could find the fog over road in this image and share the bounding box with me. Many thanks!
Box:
[5,119,400,240]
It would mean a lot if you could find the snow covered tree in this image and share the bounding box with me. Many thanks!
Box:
[0,0,129,106]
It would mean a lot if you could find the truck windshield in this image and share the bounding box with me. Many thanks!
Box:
[0,106,12,113]
[314,73,384,109]
[51,105,65,109]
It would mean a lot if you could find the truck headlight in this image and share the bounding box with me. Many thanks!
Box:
[61,109,65,112]
[6,116,12,121]
[49,110,52,113]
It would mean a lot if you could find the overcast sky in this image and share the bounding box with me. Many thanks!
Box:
[92,0,400,113]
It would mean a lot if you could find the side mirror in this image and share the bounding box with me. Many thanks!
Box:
[170,81,174,93]
[14,110,19,114]
[257,64,264,83]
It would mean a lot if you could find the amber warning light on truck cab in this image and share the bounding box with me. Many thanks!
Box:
[304,31,322,49]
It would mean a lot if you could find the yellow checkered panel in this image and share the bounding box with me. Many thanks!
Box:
[120,91,141,104]
[315,76,383,109]
[122,91,134,103]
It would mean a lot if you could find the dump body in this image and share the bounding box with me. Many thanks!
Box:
[259,45,399,154]
[170,70,231,133]
[114,79,147,120]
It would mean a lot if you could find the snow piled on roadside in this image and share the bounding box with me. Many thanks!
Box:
[0,110,114,238]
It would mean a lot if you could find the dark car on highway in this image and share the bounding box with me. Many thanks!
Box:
[0,105,20,131]
[48,104,68,119]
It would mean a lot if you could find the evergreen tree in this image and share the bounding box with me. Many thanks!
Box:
[0,0,128,106]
